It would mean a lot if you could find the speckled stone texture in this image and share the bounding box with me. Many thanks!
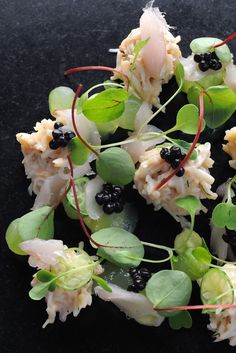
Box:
[1,1,236,353]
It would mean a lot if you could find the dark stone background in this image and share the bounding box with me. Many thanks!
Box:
[1,0,236,352]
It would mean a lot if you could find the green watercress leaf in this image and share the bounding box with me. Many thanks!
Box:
[91,227,144,268]
[146,270,192,317]
[29,282,51,301]
[5,218,26,255]
[192,247,212,265]
[175,104,205,135]
[96,147,135,186]
[63,176,89,219]
[68,137,90,165]
[82,88,129,123]
[212,202,236,230]
[118,95,142,130]
[175,195,201,220]
[190,37,231,63]
[187,85,236,129]
[92,274,112,292]
[18,206,54,241]
[48,86,75,116]
[168,139,197,160]
[175,62,185,86]
[36,270,56,283]
[168,310,192,330]
[174,229,203,255]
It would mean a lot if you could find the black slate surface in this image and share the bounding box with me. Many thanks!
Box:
[1,1,236,352]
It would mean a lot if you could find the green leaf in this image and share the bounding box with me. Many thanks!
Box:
[174,229,203,255]
[175,62,185,87]
[5,218,27,255]
[48,86,75,116]
[82,88,129,123]
[168,311,192,330]
[168,139,197,160]
[92,274,112,292]
[91,227,144,268]
[145,270,192,317]
[63,176,89,219]
[76,91,89,114]
[192,247,212,265]
[190,37,231,63]
[118,95,142,130]
[18,206,54,241]
[68,137,90,165]
[175,104,205,135]
[212,202,236,230]
[133,38,150,64]
[187,85,236,129]
[96,147,135,186]
[175,195,201,219]
[36,270,56,283]
[29,282,51,301]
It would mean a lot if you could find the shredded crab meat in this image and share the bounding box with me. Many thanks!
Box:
[114,3,181,107]
[207,265,236,346]
[134,142,217,218]
[43,282,93,328]
[16,110,100,209]
[223,127,236,169]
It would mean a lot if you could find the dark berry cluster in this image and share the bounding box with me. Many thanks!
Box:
[160,146,186,177]
[49,122,76,150]
[127,267,151,292]
[194,51,222,72]
[95,183,124,214]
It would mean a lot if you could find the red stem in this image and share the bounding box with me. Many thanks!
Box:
[64,65,129,87]
[71,84,99,157]
[213,32,236,48]
[155,91,205,191]
[155,304,236,311]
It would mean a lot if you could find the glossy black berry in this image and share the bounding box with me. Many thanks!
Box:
[58,135,67,147]
[102,193,111,203]
[193,54,202,63]
[133,276,146,290]
[113,186,122,196]
[138,268,151,281]
[164,150,173,163]
[170,146,182,158]
[129,267,138,277]
[54,122,64,129]
[203,53,212,63]
[52,129,63,140]
[160,148,169,160]
[49,139,60,150]
[64,131,76,141]
[210,51,219,60]
[95,192,105,205]
[103,202,116,214]
[171,158,181,169]
[103,183,113,192]
[198,61,209,72]
[176,167,185,177]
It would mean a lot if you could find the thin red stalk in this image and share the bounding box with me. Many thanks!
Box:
[213,32,236,48]
[71,84,99,157]
[64,65,129,87]
[155,92,205,191]
[155,304,236,311]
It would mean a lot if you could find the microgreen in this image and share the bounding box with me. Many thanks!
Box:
[91,227,144,268]
[118,95,142,130]
[174,229,203,255]
[168,310,192,330]
[36,270,56,283]
[132,38,150,67]
[175,195,201,232]
[212,176,236,229]
[29,281,53,301]
[145,270,192,317]
[188,85,236,129]
[190,37,232,63]
[164,138,197,160]
[82,88,129,123]
[92,274,112,292]
[68,137,90,165]
[174,104,205,134]
[96,147,135,186]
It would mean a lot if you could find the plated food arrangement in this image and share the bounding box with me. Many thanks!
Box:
[5,2,236,346]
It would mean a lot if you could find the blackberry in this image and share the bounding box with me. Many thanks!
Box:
[176,167,185,177]
[113,186,122,196]
[52,129,63,140]
[95,192,105,205]
[160,148,169,160]
[193,54,203,63]
[133,276,146,291]
[49,140,60,150]
[198,61,209,72]
[103,202,116,214]
[170,146,182,158]
[171,158,181,169]
[129,267,138,277]
[203,53,212,63]
[58,135,67,147]
[209,59,221,70]
[54,122,64,129]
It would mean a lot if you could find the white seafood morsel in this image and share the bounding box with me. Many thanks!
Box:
[43,282,93,328]
[85,175,104,220]
[114,3,181,107]
[20,239,66,270]
[223,127,236,169]
[134,142,217,218]
[95,283,165,327]
[224,63,236,93]
[207,264,236,346]
[16,110,100,209]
